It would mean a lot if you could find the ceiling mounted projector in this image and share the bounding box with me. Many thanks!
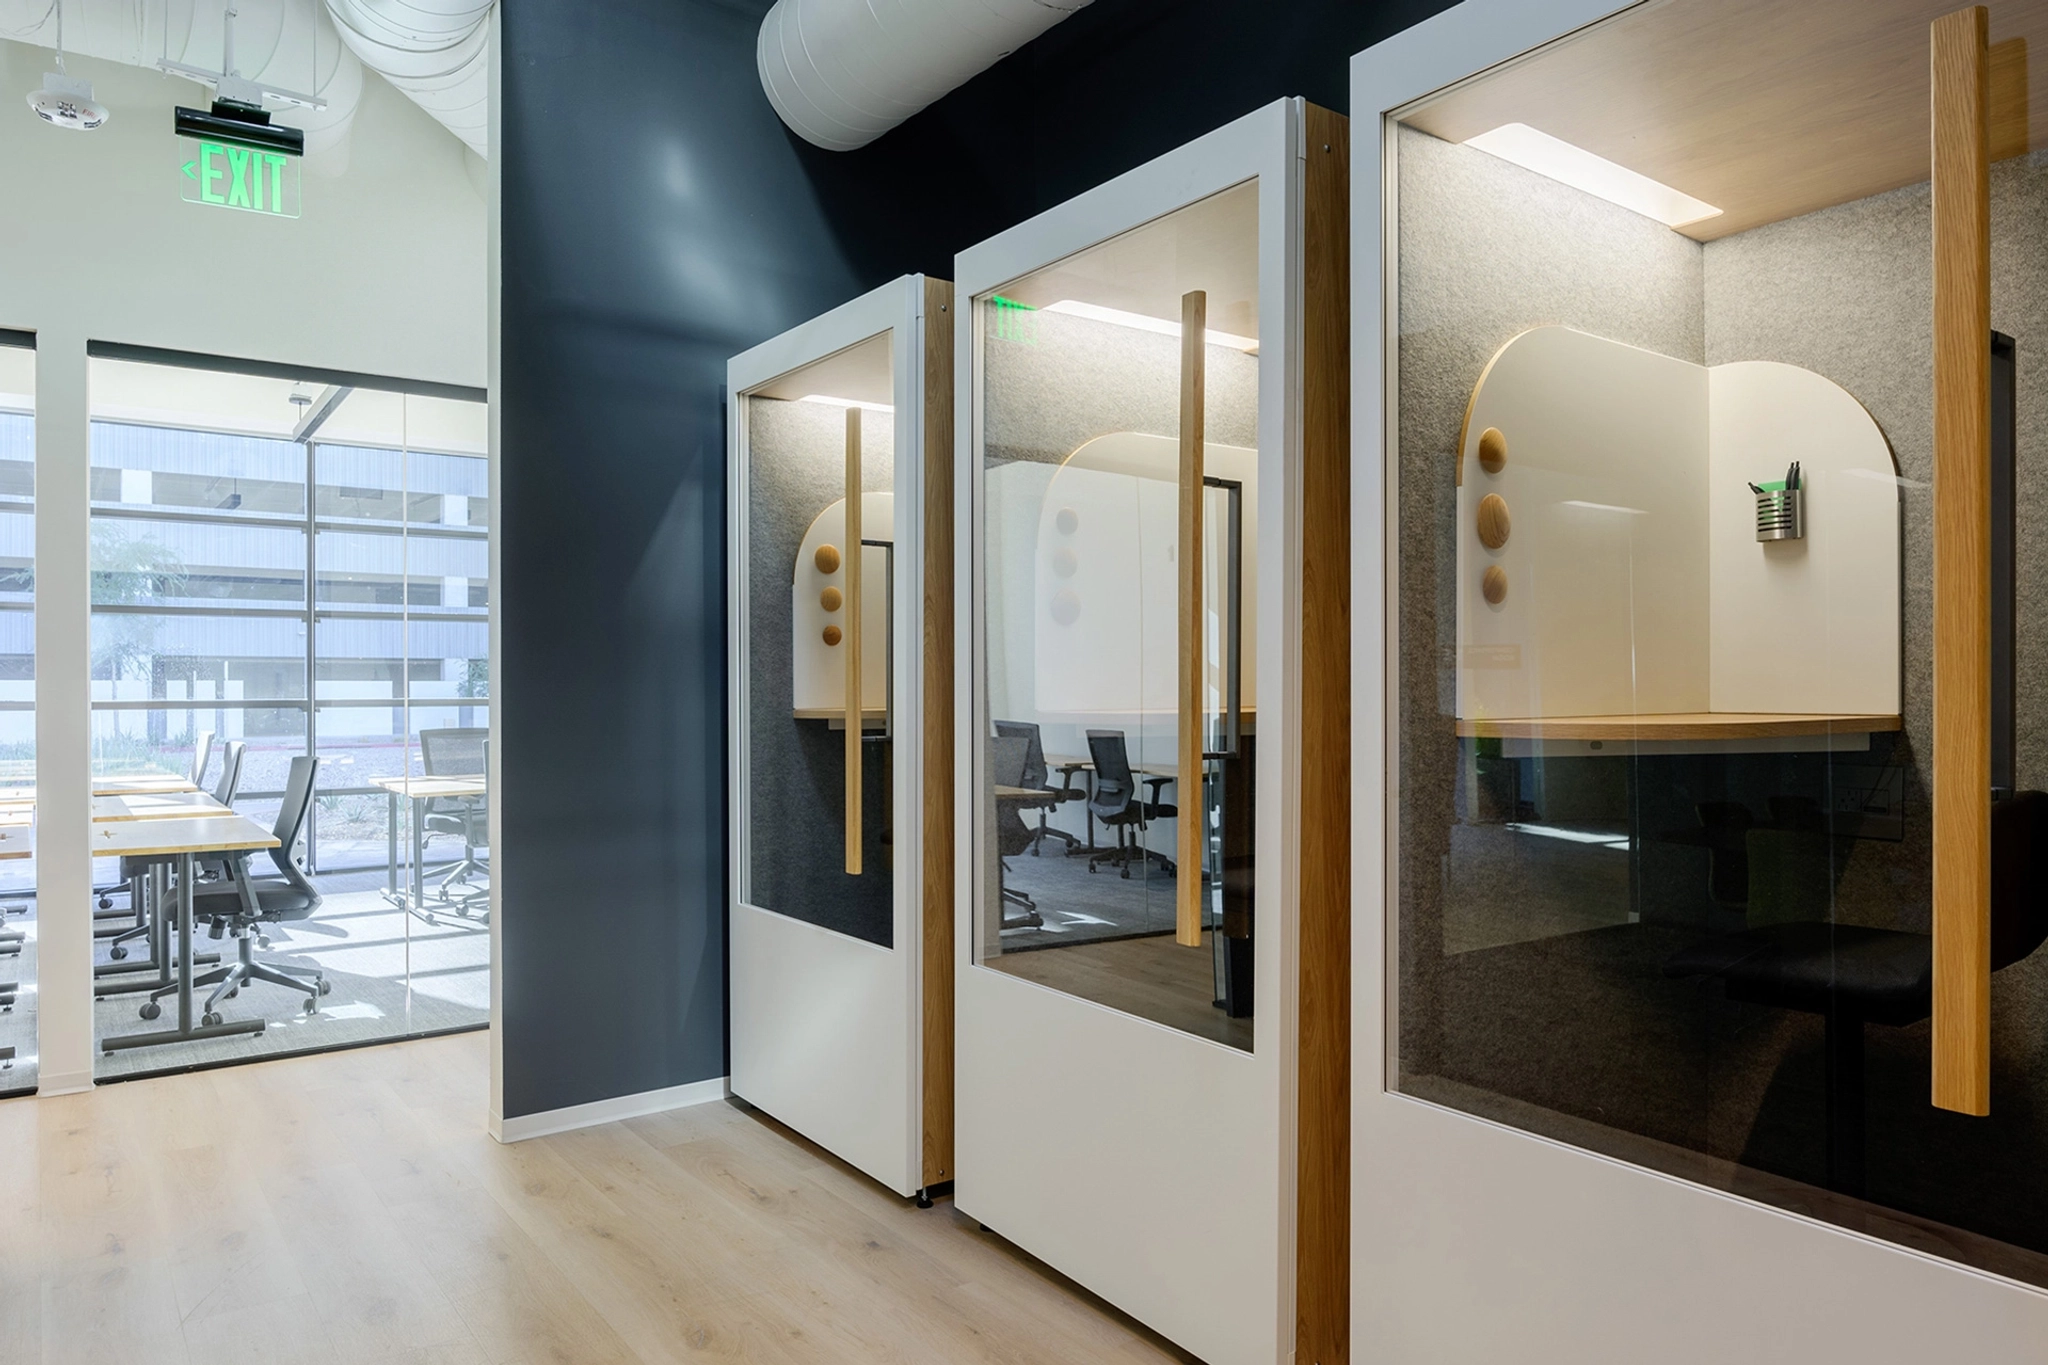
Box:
[27,71,107,131]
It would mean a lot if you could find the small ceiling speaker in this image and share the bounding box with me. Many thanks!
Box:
[28,73,108,131]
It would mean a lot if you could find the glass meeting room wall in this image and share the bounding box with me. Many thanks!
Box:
[86,353,489,1076]
[0,337,32,1095]
[1382,0,2048,1294]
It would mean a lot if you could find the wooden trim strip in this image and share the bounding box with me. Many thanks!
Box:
[920,277,956,1188]
[1296,102,1351,1365]
[845,405,863,877]
[1932,3,1992,1117]
[1177,289,1207,949]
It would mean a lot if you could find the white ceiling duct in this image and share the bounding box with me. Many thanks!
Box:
[322,0,488,159]
[0,0,364,168]
[759,0,1093,152]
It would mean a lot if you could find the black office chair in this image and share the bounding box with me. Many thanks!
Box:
[991,734,1043,928]
[147,755,330,1024]
[1084,730,1177,879]
[107,740,247,962]
[1664,789,2048,1193]
[419,726,488,912]
[994,719,1082,855]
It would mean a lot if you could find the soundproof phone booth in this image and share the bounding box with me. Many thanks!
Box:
[955,99,1350,1365]
[727,275,955,1201]
[1357,0,2048,1357]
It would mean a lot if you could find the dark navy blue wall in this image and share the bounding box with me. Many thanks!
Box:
[497,0,1452,1116]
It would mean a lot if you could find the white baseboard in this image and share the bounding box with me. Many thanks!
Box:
[36,1069,92,1097]
[492,1075,729,1143]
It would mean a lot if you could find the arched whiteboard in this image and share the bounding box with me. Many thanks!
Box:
[1456,326,1899,723]
[1031,431,1259,723]
[792,491,893,715]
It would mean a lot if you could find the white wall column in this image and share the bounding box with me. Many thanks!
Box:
[35,328,92,1095]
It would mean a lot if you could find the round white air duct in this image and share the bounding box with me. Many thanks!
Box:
[323,0,489,158]
[0,0,365,166]
[759,0,1094,152]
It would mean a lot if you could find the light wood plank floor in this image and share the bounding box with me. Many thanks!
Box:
[0,1032,1198,1365]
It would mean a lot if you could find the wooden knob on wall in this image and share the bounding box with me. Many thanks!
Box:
[822,625,842,646]
[815,544,841,574]
[1482,565,1508,605]
[1478,427,1507,474]
[1477,494,1511,550]
[820,587,843,612]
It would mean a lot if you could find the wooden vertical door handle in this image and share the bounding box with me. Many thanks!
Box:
[1177,290,1207,948]
[845,405,864,877]
[1932,4,1992,1116]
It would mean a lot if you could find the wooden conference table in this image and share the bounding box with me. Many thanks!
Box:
[370,774,488,925]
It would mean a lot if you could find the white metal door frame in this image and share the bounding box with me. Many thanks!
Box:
[727,276,929,1196]
[952,99,1307,1365]
[1351,5,2048,1359]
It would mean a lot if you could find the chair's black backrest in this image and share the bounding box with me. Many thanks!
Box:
[211,741,246,807]
[990,734,1029,788]
[420,727,488,778]
[189,730,216,788]
[1086,730,1135,819]
[266,755,321,895]
[1991,790,2048,971]
[994,720,1047,790]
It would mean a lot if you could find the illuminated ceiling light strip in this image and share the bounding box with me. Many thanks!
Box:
[798,394,894,413]
[1463,123,1722,229]
[1042,300,1259,352]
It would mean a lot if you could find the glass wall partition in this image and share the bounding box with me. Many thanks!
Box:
[976,181,1260,1051]
[0,337,32,1096]
[86,355,487,1077]
[1388,0,2048,1290]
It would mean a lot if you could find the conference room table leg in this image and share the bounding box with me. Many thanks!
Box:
[101,853,264,1053]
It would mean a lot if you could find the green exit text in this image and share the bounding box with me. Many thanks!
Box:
[181,140,300,218]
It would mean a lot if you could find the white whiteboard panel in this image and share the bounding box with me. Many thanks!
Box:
[793,491,894,714]
[1707,362,1900,715]
[1457,326,1709,719]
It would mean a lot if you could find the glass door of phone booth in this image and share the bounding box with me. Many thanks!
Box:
[728,276,951,1200]
[1358,2,2048,1357]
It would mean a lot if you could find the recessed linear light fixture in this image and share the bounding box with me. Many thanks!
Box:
[1043,300,1259,353]
[1463,123,1721,229]
[798,394,894,413]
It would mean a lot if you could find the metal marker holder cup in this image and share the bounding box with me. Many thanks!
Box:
[1755,482,1804,542]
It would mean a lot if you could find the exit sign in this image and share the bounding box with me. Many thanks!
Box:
[180,138,299,218]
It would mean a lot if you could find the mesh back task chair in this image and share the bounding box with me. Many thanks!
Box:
[994,719,1083,856]
[146,755,330,1024]
[991,734,1044,928]
[108,740,248,961]
[1084,730,1178,878]
[1665,790,2048,1194]
[419,727,489,916]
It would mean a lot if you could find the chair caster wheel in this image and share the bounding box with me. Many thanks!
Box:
[317,979,331,995]
[223,988,238,999]
[202,1011,221,1027]
[98,897,112,910]
[1086,865,1095,874]
[257,937,271,950]
[139,1001,161,1020]
[109,946,126,960]
[303,998,319,1015]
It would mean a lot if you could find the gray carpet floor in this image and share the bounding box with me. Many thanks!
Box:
[998,833,1183,951]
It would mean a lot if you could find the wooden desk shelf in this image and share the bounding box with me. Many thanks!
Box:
[1456,712,1904,741]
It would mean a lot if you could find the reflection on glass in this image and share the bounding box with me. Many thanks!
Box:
[742,332,896,946]
[1391,39,2048,1286]
[87,360,490,1076]
[976,182,1259,1049]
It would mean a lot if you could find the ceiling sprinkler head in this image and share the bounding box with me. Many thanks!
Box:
[28,73,108,131]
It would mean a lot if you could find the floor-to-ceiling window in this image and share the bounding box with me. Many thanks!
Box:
[0,336,32,1095]
[86,354,488,1077]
